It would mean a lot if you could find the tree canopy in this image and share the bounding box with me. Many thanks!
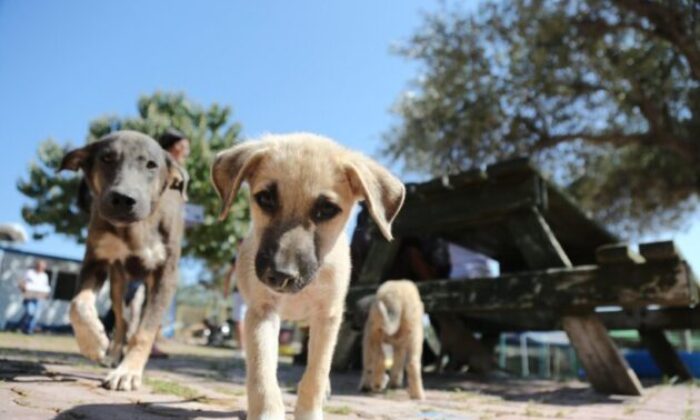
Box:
[385,0,700,235]
[18,92,249,269]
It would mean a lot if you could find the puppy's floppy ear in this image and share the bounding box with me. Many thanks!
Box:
[346,156,405,241]
[166,155,189,201]
[58,145,92,172]
[211,141,268,221]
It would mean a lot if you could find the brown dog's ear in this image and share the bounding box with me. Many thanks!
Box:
[58,145,91,172]
[211,142,269,221]
[166,155,189,201]
[346,156,405,241]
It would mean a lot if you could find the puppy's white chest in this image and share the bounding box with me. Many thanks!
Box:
[94,233,166,269]
[278,295,312,321]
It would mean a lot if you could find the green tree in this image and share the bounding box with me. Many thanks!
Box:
[385,0,700,235]
[18,92,249,270]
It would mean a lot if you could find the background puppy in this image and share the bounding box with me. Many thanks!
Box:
[212,133,405,420]
[359,280,425,400]
[59,130,187,391]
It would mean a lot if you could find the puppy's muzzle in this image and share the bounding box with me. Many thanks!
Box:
[262,268,303,293]
[255,250,318,294]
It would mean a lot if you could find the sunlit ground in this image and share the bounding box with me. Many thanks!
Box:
[1,332,698,419]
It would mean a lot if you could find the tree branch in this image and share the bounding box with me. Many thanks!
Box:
[532,131,649,151]
[613,0,700,80]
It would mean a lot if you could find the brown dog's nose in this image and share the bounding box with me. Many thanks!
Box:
[109,191,137,211]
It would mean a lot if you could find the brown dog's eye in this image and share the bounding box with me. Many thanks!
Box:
[100,154,116,164]
[312,201,341,223]
[146,160,158,169]
[254,186,278,213]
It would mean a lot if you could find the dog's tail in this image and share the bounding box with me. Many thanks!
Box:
[375,299,401,336]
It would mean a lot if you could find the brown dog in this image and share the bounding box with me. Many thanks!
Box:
[211,133,405,419]
[359,280,425,400]
[59,130,187,391]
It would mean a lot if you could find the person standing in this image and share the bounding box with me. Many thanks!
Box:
[158,128,191,165]
[17,259,51,334]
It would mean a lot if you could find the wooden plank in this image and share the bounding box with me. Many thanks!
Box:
[639,329,693,382]
[562,315,643,395]
[394,177,543,235]
[508,208,642,396]
[347,259,695,312]
[601,307,700,330]
[486,157,537,179]
[353,306,700,334]
[596,244,645,264]
[404,168,486,196]
[507,207,571,268]
[639,241,680,262]
[543,183,619,247]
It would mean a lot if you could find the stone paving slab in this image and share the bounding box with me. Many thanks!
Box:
[0,332,697,419]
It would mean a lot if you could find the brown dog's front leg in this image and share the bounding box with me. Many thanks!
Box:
[295,313,342,420]
[104,266,175,391]
[70,257,110,363]
[245,306,284,419]
[104,265,127,367]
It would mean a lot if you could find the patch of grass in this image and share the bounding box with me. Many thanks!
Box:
[622,404,636,415]
[213,386,245,397]
[324,405,352,415]
[144,377,200,400]
[523,400,544,418]
[682,406,693,420]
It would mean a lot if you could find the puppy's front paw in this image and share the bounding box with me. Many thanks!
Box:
[294,408,323,420]
[103,366,142,391]
[70,300,109,362]
[409,388,426,400]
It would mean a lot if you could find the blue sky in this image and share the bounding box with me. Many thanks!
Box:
[0,0,697,279]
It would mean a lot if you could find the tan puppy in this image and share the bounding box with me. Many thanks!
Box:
[359,280,425,400]
[211,133,405,420]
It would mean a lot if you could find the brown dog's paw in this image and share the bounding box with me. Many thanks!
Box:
[70,300,109,362]
[103,366,142,391]
[100,341,123,368]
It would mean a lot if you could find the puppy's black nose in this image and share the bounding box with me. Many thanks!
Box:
[109,191,136,211]
[266,269,296,289]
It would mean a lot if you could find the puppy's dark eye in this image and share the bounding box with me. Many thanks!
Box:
[254,188,278,213]
[146,160,158,169]
[312,201,341,223]
[100,154,116,164]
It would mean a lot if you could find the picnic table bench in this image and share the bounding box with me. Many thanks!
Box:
[336,158,698,396]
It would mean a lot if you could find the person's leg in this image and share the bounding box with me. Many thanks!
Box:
[16,300,30,331]
[21,299,38,334]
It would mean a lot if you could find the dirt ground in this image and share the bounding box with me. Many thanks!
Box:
[0,332,698,419]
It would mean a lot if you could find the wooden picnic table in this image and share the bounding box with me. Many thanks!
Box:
[337,158,698,396]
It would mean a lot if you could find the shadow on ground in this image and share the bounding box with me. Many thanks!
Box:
[54,402,246,420]
[420,371,636,406]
